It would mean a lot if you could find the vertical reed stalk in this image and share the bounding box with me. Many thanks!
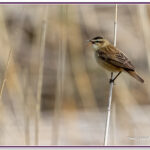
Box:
[23,69,30,145]
[0,49,12,100]
[0,49,12,144]
[51,5,67,145]
[111,4,118,145]
[35,6,48,145]
[137,5,150,71]
[104,4,118,146]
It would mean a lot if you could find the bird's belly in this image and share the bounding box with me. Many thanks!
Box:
[96,58,123,72]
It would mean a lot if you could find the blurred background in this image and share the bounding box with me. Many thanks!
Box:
[0,4,149,146]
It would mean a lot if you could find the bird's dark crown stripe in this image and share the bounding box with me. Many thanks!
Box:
[92,36,103,40]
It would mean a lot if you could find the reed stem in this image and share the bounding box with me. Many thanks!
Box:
[0,49,12,100]
[35,6,48,145]
[51,5,67,145]
[104,4,118,146]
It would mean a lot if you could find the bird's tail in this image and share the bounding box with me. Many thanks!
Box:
[126,70,144,83]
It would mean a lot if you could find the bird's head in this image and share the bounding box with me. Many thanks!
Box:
[88,36,110,50]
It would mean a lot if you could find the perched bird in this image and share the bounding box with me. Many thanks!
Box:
[89,36,144,83]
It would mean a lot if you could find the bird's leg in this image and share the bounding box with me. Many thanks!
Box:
[109,72,121,83]
[111,71,122,83]
[109,72,114,83]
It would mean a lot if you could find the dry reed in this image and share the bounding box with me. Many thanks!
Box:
[0,49,12,144]
[35,6,48,145]
[104,4,118,146]
[51,5,67,145]
[0,49,12,101]
[23,69,30,145]
[137,5,150,71]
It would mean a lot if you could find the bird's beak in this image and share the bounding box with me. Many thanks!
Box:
[87,40,92,47]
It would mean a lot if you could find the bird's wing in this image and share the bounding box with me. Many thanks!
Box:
[99,46,135,71]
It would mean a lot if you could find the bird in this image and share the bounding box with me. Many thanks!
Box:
[88,36,144,83]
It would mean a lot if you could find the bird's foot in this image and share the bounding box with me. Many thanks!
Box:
[109,79,114,83]
[109,79,117,85]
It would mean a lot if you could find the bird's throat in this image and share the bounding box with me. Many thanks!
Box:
[92,44,99,50]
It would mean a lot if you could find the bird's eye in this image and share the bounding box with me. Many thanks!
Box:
[95,40,104,43]
[91,40,103,44]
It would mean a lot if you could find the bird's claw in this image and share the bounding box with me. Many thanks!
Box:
[109,79,114,83]
[109,79,116,85]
